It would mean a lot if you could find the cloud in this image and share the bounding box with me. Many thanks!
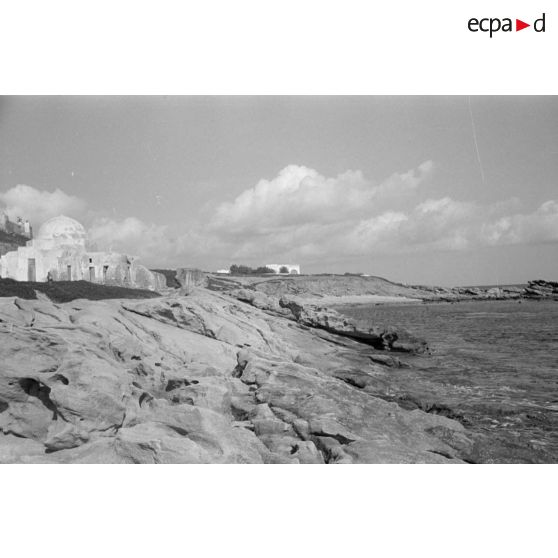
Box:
[480,200,558,246]
[205,162,439,261]
[3,165,557,270]
[202,164,558,264]
[209,162,434,236]
[398,197,478,249]
[0,184,86,225]
[373,160,434,201]
[88,217,170,260]
[90,186,556,267]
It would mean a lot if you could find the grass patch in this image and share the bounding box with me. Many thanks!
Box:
[0,278,161,303]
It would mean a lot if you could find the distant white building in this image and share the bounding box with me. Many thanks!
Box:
[266,264,301,275]
[0,212,32,238]
[216,269,230,274]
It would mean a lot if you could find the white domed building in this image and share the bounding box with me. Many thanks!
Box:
[35,215,88,249]
[0,215,165,291]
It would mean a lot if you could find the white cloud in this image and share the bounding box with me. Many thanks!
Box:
[373,160,434,201]
[480,200,558,246]
[0,184,86,225]
[88,217,170,260]
[3,166,557,270]
[205,162,439,261]
[209,162,434,235]
[202,164,558,263]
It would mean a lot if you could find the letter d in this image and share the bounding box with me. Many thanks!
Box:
[534,13,545,32]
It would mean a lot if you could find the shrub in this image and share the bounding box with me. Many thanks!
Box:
[255,266,275,274]
[229,264,275,275]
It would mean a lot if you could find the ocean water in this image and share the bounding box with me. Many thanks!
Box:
[335,299,558,463]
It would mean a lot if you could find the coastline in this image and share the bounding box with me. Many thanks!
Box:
[0,288,471,463]
[277,292,558,308]
[298,294,423,305]
[1,272,557,463]
[333,298,558,463]
[207,274,558,306]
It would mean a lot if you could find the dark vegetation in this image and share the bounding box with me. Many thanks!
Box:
[229,264,275,275]
[0,278,161,303]
[0,230,29,258]
[151,268,180,288]
[0,229,29,245]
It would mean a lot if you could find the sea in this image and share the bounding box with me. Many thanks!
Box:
[335,298,558,463]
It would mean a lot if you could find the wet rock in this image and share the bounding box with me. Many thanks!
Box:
[279,296,428,353]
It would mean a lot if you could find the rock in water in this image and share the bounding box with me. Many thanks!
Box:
[524,279,558,298]
[278,295,428,353]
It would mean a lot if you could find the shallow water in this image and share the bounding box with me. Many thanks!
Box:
[335,299,558,463]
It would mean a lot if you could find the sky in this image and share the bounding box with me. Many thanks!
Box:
[1,95,557,286]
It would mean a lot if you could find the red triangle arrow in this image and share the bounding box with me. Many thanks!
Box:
[516,19,530,31]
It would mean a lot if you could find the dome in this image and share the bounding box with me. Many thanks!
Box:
[37,215,87,246]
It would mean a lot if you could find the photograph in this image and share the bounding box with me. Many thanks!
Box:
[1,95,556,464]
[1,2,557,556]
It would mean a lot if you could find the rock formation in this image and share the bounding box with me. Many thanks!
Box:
[0,289,467,463]
[524,279,558,298]
[228,289,429,353]
[278,296,429,353]
[208,273,543,302]
[176,268,208,293]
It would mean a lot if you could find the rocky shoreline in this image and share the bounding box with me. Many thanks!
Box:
[0,287,477,463]
[415,279,558,302]
[1,274,556,463]
[205,273,558,304]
